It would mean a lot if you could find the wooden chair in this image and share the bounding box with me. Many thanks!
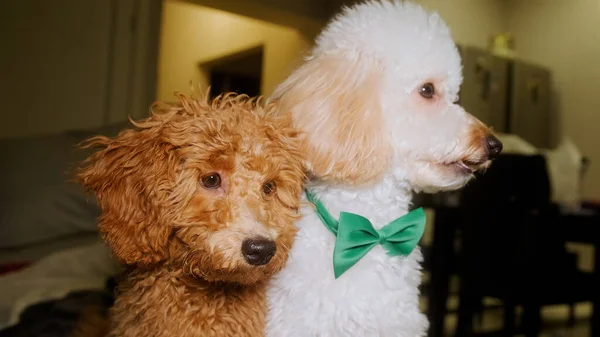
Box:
[455,154,594,336]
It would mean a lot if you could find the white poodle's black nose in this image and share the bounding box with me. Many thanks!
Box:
[485,135,503,160]
[242,238,276,266]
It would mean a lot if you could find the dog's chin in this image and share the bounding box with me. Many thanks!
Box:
[183,256,285,285]
[411,160,489,193]
[199,268,271,285]
[437,160,491,190]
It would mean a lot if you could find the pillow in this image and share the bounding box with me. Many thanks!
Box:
[0,122,129,249]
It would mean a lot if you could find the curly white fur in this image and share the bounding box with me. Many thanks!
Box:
[266,1,497,336]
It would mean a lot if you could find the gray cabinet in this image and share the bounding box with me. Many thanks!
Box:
[459,46,509,133]
[458,45,552,148]
[509,61,552,148]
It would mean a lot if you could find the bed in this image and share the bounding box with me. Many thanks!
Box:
[0,123,128,335]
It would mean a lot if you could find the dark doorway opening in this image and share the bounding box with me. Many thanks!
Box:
[202,46,263,98]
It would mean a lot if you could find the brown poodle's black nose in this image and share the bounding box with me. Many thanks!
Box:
[242,238,276,266]
[485,135,503,160]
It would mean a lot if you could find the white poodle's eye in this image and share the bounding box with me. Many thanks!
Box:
[419,83,435,99]
[201,173,221,189]
[263,181,277,196]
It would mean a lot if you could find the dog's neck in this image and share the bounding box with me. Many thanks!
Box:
[109,266,266,336]
[170,268,265,293]
[308,172,413,230]
[119,264,264,298]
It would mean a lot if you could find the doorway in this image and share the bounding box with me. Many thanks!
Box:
[200,45,263,98]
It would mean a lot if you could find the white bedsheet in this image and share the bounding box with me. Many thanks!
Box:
[497,134,584,209]
[0,241,122,330]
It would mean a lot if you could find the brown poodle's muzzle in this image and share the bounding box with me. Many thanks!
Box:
[242,237,276,266]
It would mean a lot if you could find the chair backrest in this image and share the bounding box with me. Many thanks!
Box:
[458,154,567,290]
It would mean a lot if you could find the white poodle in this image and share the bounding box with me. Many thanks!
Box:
[266,1,502,336]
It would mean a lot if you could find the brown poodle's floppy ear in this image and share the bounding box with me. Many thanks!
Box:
[270,52,393,185]
[78,125,175,266]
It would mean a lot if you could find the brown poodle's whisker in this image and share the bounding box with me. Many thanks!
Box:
[278,241,291,254]
[171,221,203,228]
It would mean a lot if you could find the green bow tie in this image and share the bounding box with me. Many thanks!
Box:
[306,190,426,279]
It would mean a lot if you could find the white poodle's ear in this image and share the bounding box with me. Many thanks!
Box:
[270,53,392,185]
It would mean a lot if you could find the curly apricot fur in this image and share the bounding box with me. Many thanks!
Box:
[76,92,305,336]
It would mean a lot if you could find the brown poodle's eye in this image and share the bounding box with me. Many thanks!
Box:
[419,82,435,99]
[263,181,277,196]
[201,173,221,189]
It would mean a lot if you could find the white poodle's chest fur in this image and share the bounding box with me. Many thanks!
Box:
[266,185,428,337]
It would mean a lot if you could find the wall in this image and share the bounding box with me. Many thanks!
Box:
[506,0,600,199]
[182,0,325,40]
[0,0,161,138]
[183,0,509,49]
[414,0,509,50]
[0,0,112,138]
[157,1,311,101]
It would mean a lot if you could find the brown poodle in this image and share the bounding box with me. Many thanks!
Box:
[77,93,305,336]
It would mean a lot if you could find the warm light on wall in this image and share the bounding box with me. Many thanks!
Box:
[157,2,311,101]
[489,33,517,59]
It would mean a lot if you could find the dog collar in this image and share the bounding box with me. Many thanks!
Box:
[305,190,426,279]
